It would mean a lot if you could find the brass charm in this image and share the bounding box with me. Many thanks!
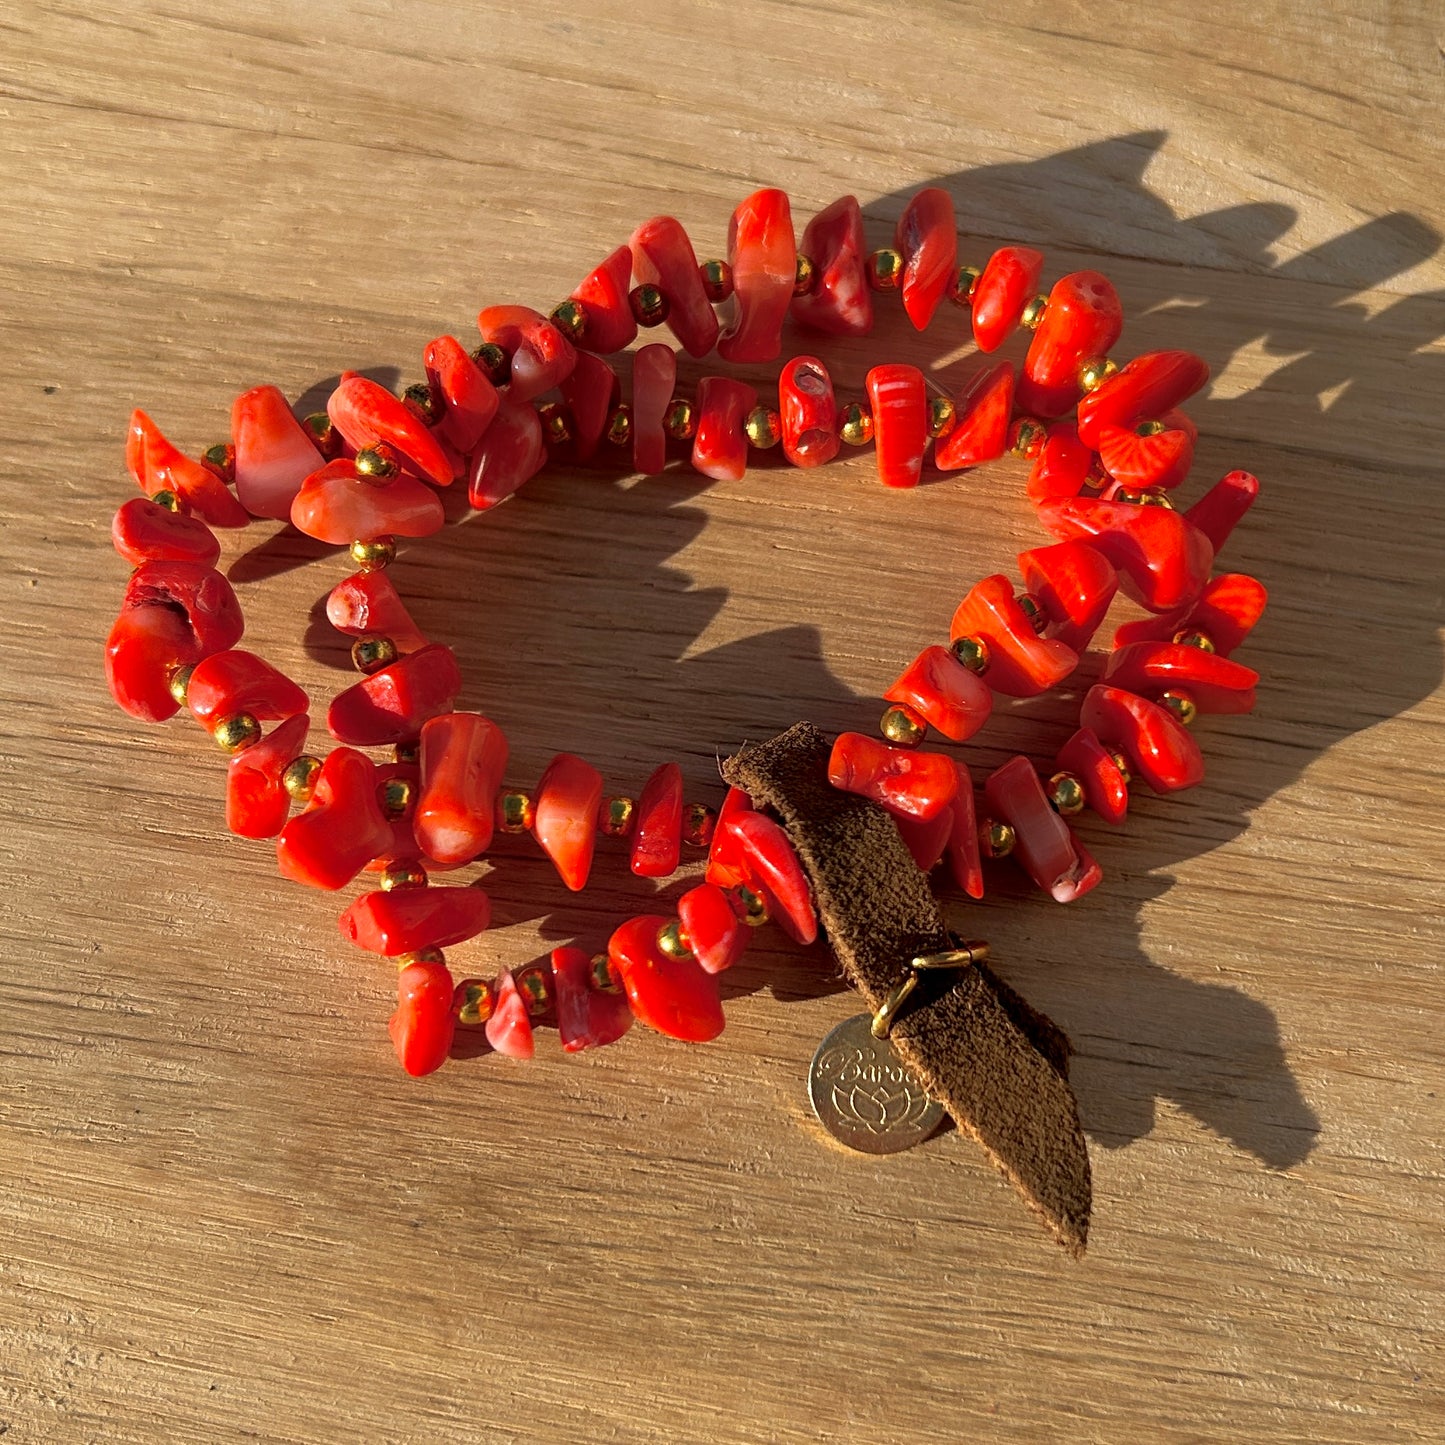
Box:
[808,1014,945,1154]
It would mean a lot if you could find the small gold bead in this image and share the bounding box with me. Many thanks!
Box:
[951,634,990,675]
[838,402,874,447]
[880,704,927,747]
[1020,293,1050,329]
[536,401,572,448]
[1112,487,1145,506]
[212,713,261,753]
[1172,629,1217,654]
[605,403,633,448]
[1047,771,1087,817]
[454,978,495,1027]
[167,663,195,706]
[380,862,427,891]
[656,920,694,962]
[350,634,398,674]
[378,776,414,819]
[589,953,622,994]
[515,963,553,1016]
[151,489,182,513]
[496,790,534,833]
[867,248,903,291]
[399,946,446,970]
[1078,357,1119,393]
[629,283,669,328]
[1108,750,1132,786]
[403,383,440,425]
[949,264,982,306]
[1139,489,1175,509]
[393,740,421,765]
[980,818,1016,859]
[303,412,336,455]
[350,536,397,570]
[926,395,956,439]
[549,298,588,344]
[599,795,635,838]
[793,253,817,296]
[1159,690,1198,727]
[282,754,322,803]
[202,443,235,481]
[682,801,715,848]
[662,397,696,441]
[744,406,782,449]
[729,884,769,928]
[354,445,400,481]
[698,259,733,302]
[470,341,511,387]
[1016,593,1049,635]
[1009,417,1047,459]
[1135,418,1168,436]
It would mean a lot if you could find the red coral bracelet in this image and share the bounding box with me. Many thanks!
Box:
[104,185,1266,1112]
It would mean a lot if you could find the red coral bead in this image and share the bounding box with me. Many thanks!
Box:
[1017,540,1118,651]
[721,809,817,945]
[111,497,219,567]
[609,914,725,1042]
[533,752,604,892]
[1081,684,1205,794]
[790,194,872,338]
[677,883,749,975]
[1098,419,1195,490]
[718,187,796,364]
[778,355,840,469]
[1017,271,1124,419]
[187,649,307,727]
[631,343,677,476]
[895,187,957,331]
[705,786,755,889]
[944,760,983,898]
[971,245,1044,353]
[126,409,250,528]
[949,574,1078,697]
[1026,421,1094,507]
[276,747,393,890]
[467,400,546,510]
[1036,497,1214,614]
[416,712,508,865]
[231,385,323,520]
[292,458,445,545]
[484,970,535,1059]
[1103,641,1259,713]
[1076,350,1210,450]
[1055,726,1128,825]
[569,244,639,355]
[896,808,952,873]
[551,946,633,1051]
[326,570,428,654]
[389,959,457,1076]
[934,361,1015,471]
[226,713,310,840]
[1186,469,1259,555]
[1114,572,1267,657]
[339,884,490,957]
[327,643,462,747]
[558,351,619,463]
[827,732,958,822]
[631,762,683,879]
[692,376,757,483]
[423,336,500,457]
[883,644,993,741]
[630,216,719,358]
[983,756,1102,903]
[326,373,455,486]
[476,305,577,404]
[864,363,927,489]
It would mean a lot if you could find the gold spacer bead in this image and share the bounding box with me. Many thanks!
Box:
[926,395,956,439]
[281,754,322,803]
[536,401,572,448]
[1108,749,1132,786]
[951,634,990,675]
[589,953,622,994]
[698,259,733,302]
[744,406,782,449]
[202,443,235,481]
[399,946,446,971]
[1135,418,1168,436]
[729,883,769,928]
[549,298,588,344]
[354,445,400,481]
[350,536,397,570]
[167,663,195,707]
[949,264,982,306]
[599,795,635,838]
[151,489,182,513]
[682,801,716,848]
[514,963,553,1017]
[403,382,440,424]
[629,283,669,328]
[303,412,336,454]
[350,634,398,674]
[470,341,511,387]
[1009,417,1047,459]
[1159,690,1198,727]
[1139,489,1175,509]
[212,713,261,754]
[393,740,421,765]
[980,818,1016,859]
[1047,771,1088,817]
[605,403,633,448]
[1078,357,1119,393]
[378,776,414,819]
[379,862,427,891]
[496,790,534,833]
[655,920,694,962]
[837,402,874,447]
[880,703,927,747]
[1019,293,1050,329]
[1112,487,1145,506]
[1172,629,1217,654]
[1016,593,1049,635]
[454,978,495,1027]
[866,247,903,291]
[662,396,696,441]
[793,253,818,296]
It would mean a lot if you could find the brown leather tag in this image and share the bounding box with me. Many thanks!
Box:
[724,721,1091,1257]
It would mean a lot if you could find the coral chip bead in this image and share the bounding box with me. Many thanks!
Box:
[949,575,1078,697]
[864,364,928,489]
[827,732,959,822]
[934,361,1015,471]
[325,570,428,654]
[1017,540,1118,652]
[126,409,250,528]
[1113,572,1268,657]
[718,187,796,364]
[721,809,818,945]
[631,343,677,477]
[389,959,457,1077]
[630,762,684,879]
[339,884,490,957]
[609,914,725,1043]
[327,643,462,747]
[569,244,639,355]
[630,216,720,359]
[896,807,953,873]
[778,355,841,469]
[467,401,546,511]
[789,194,873,338]
[422,335,501,456]
[883,645,993,742]
[983,756,1102,903]
[944,760,984,899]
[475,305,578,404]
[1076,350,1210,450]
[276,747,394,890]
[231,384,324,520]
[971,246,1044,353]
[1103,641,1259,714]
[550,947,634,1052]
[1080,684,1205,794]
[485,971,536,1059]
[894,187,957,331]
[1055,727,1128,825]
[1098,419,1195,491]
[533,753,605,892]
[558,351,620,463]
[111,497,220,567]
[705,786,755,890]
[1186,470,1260,555]
[1026,422,1094,507]
[291,458,445,545]
[692,376,758,483]
[326,373,456,486]
[415,712,508,865]
[1017,271,1124,419]
[677,883,749,975]
[186,649,308,728]
[226,712,310,840]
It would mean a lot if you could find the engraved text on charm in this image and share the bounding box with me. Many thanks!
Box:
[808,1013,945,1153]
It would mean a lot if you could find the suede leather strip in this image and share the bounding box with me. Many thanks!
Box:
[724,721,1091,1257]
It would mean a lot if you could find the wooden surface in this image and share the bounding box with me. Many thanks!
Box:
[2,2,1442,1439]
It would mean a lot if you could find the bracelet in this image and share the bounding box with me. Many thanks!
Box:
[104,186,1265,1245]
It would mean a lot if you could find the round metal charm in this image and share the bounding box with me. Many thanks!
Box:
[808,1013,946,1153]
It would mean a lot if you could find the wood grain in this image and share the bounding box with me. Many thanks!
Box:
[1,2,1442,1440]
